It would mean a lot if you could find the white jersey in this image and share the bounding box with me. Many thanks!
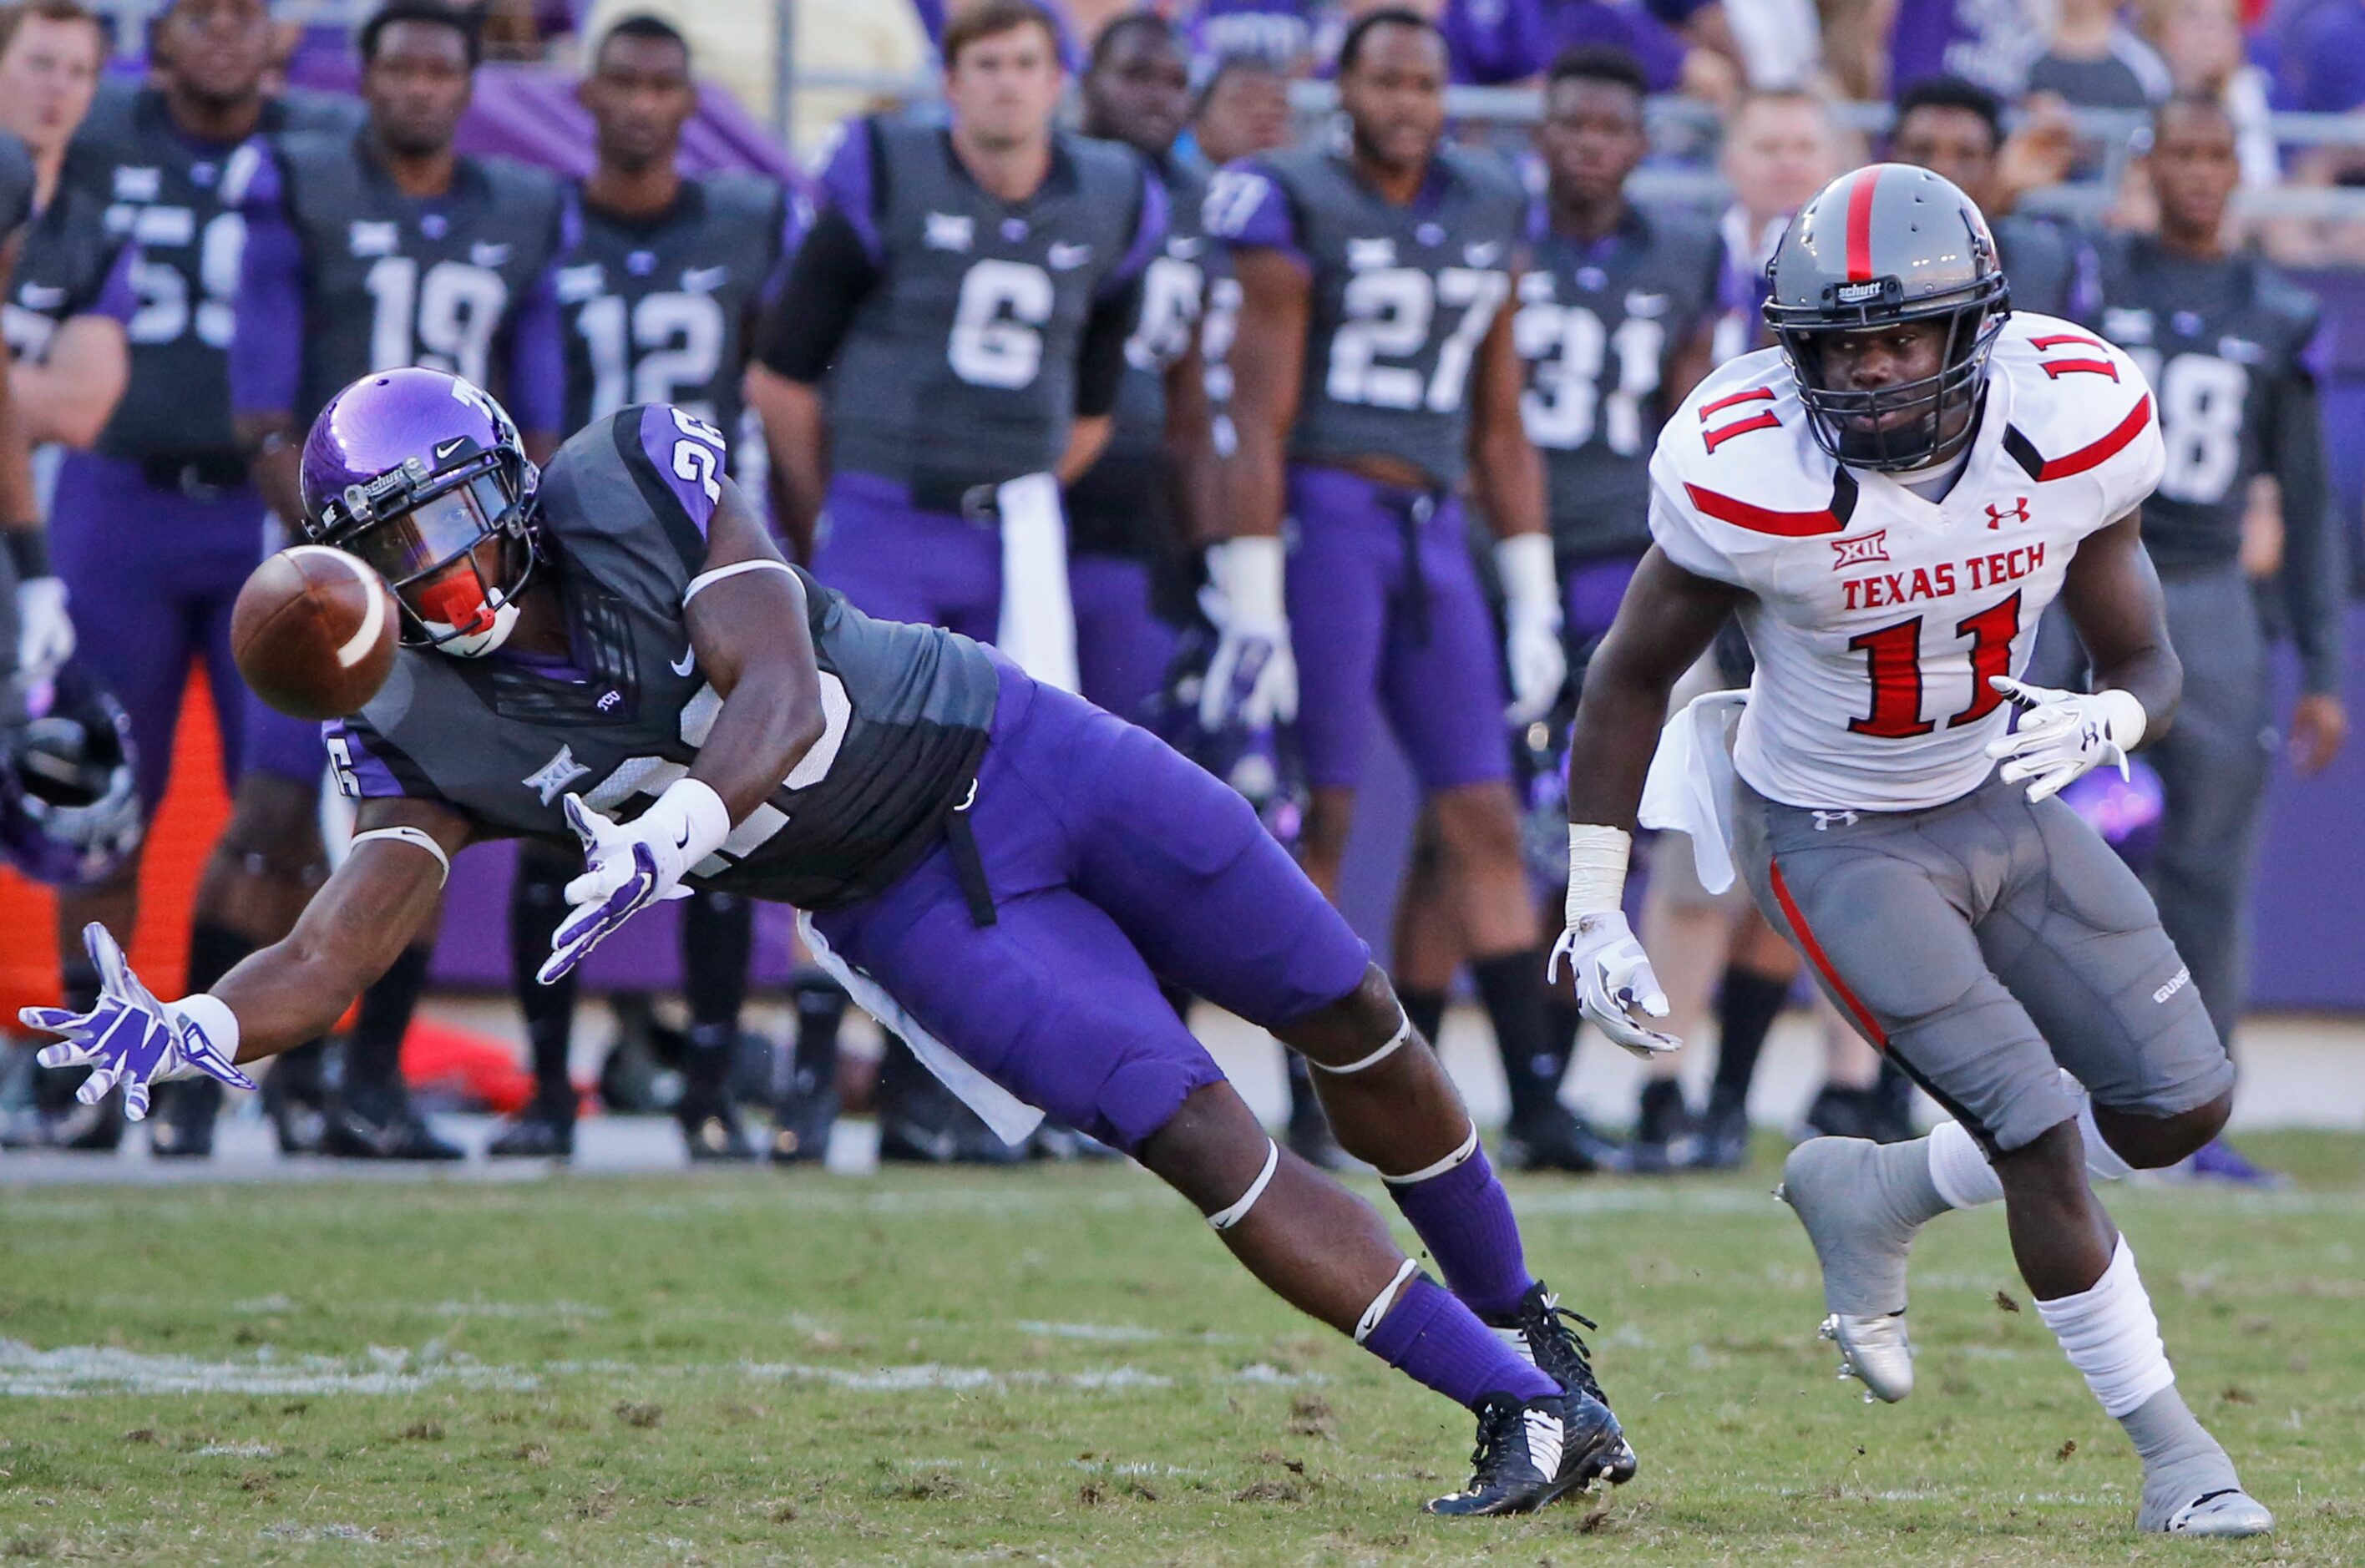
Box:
[1648,312,2165,813]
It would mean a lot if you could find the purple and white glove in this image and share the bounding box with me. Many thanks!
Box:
[18,923,253,1120]
[1198,536,1297,730]
[538,779,732,984]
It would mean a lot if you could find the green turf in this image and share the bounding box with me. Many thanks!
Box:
[3,1130,2360,1565]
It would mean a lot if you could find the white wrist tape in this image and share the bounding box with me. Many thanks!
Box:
[646,776,734,867]
[1209,535,1286,629]
[2093,687,2148,751]
[1493,533,1560,620]
[168,993,241,1064]
[1565,823,1633,929]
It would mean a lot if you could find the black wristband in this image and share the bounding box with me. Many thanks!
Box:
[4,527,48,581]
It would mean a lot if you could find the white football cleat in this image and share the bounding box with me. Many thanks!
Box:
[1818,1312,1915,1404]
[1779,1138,1927,1404]
[2144,1487,2275,1538]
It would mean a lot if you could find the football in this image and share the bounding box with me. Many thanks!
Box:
[230,545,400,721]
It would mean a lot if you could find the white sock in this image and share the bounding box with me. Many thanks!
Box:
[1926,1119,2004,1210]
[1926,1079,2133,1212]
[2033,1237,2177,1419]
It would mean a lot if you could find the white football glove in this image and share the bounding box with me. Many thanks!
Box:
[16,576,74,685]
[1983,677,2147,803]
[1496,534,1566,725]
[539,780,731,984]
[1198,535,1297,729]
[1551,910,1681,1059]
[18,924,254,1120]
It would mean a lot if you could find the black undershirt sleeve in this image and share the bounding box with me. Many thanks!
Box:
[752,205,880,385]
[1075,271,1145,420]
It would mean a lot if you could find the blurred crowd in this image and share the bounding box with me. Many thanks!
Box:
[0,0,2351,1177]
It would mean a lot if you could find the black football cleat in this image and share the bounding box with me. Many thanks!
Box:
[1799,1085,1880,1142]
[321,1093,464,1161]
[678,1091,756,1163]
[145,1079,221,1160]
[1425,1388,1631,1517]
[1689,1090,1751,1171]
[1627,1079,1698,1174]
[878,1074,1026,1166]
[1491,1281,1639,1485]
[768,1075,838,1166]
[261,1049,330,1156]
[1500,1102,1623,1174]
[486,1098,575,1160]
[1,1096,124,1151]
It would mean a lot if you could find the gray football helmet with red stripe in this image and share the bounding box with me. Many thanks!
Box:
[1764,164,2009,472]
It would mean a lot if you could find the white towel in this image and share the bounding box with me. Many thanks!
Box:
[797,913,1045,1147]
[993,472,1079,693]
[1638,689,1749,895]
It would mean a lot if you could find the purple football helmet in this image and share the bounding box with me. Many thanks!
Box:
[301,367,540,657]
[0,665,143,887]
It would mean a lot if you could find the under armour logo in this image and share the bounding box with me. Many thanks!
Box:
[1984,497,2031,530]
[1813,810,1859,831]
[524,745,591,805]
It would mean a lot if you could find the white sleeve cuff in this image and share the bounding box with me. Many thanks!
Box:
[2094,688,2148,751]
[654,776,734,866]
[168,993,242,1062]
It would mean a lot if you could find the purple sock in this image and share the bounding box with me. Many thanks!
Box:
[1362,1276,1558,1409]
[1385,1142,1535,1322]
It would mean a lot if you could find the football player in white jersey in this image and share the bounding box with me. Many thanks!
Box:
[1556,164,2271,1538]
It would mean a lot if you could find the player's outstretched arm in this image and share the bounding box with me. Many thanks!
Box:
[680,474,828,821]
[1555,547,1740,1057]
[213,799,471,1064]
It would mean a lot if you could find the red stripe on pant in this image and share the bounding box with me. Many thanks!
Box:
[1766,857,1889,1050]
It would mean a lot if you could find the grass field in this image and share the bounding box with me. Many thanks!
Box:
[2,1132,2361,1566]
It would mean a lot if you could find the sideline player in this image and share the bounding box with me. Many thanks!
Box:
[1207,9,1584,1167]
[1558,164,2270,1536]
[1390,45,1720,1172]
[28,365,1637,1519]
[749,0,1165,1164]
[490,13,804,1163]
[1888,74,2089,319]
[1066,14,1215,722]
[229,0,568,1160]
[2083,95,2346,1184]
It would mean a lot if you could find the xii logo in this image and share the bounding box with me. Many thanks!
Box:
[1984,497,2032,530]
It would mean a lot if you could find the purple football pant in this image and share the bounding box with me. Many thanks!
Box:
[47,453,318,810]
[1284,464,1510,793]
[1071,552,1178,726]
[1562,552,1643,651]
[815,473,1001,642]
[810,653,1371,1155]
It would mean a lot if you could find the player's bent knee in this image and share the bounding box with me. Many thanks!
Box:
[1135,1080,1280,1216]
[1277,964,1407,1070]
[2091,1091,2231,1170]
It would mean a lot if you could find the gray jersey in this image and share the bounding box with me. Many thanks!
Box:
[1066,157,1209,558]
[252,129,566,431]
[1208,142,1527,488]
[823,116,1158,506]
[3,181,122,363]
[1516,203,1718,559]
[557,173,793,445]
[0,130,32,245]
[2085,235,2322,569]
[1993,213,2085,319]
[330,404,1000,912]
[62,84,356,466]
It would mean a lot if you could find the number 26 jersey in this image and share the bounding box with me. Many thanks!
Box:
[1648,311,2165,814]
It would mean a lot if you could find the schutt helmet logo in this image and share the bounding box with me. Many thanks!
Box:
[1830,529,1890,569]
[1984,497,2032,529]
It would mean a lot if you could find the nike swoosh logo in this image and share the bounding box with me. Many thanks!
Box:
[670,648,695,677]
[674,823,692,850]
[434,438,467,460]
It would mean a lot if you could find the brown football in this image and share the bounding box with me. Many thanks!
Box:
[231,546,401,721]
